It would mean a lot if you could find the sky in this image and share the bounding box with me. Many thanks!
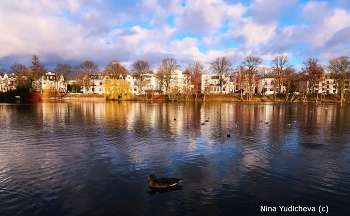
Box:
[1,0,350,73]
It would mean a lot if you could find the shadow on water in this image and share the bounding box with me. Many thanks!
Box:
[299,142,325,149]
[146,185,183,196]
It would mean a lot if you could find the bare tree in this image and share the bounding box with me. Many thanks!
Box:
[201,75,211,101]
[283,67,298,101]
[54,64,74,81]
[259,66,272,96]
[186,61,205,100]
[29,55,47,92]
[131,60,151,94]
[54,64,75,92]
[241,55,262,101]
[77,60,99,93]
[9,63,29,90]
[157,58,180,100]
[79,60,99,74]
[0,68,6,76]
[327,56,350,102]
[234,66,247,101]
[210,57,233,94]
[270,55,294,100]
[181,69,193,100]
[102,60,128,79]
[302,58,325,101]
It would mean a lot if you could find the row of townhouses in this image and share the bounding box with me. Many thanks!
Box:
[70,70,236,95]
[0,71,347,95]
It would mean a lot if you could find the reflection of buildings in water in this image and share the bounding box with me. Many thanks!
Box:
[0,105,11,128]
[42,103,66,131]
[42,102,107,128]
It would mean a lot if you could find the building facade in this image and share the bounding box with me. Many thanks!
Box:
[0,74,16,92]
[40,71,66,93]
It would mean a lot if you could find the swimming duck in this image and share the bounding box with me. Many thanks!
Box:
[146,174,182,188]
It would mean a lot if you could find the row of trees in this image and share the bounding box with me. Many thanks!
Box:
[204,55,350,102]
[2,54,350,102]
[3,55,47,94]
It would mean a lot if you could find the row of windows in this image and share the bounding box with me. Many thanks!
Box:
[211,87,226,91]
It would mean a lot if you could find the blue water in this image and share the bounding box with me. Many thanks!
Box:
[0,101,349,215]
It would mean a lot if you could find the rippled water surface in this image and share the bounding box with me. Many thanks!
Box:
[0,101,350,215]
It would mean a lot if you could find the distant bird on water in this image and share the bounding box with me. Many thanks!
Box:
[146,174,182,188]
[227,133,230,138]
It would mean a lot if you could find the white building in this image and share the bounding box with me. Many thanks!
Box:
[202,74,234,94]
[0,74,16,92]
[128,73,160,94]
[81,74,106,94]
[257,77,287,95]
[40,71,66,93]
[313,77,338,94]
[170,70,192,93]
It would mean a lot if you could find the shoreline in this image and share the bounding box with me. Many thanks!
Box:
[2,92,346,104]
[40,94,345,104]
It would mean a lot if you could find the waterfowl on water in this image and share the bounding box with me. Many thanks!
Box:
[146,174,182,188]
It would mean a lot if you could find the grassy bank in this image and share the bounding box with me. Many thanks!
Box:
[131,93,345,103]
[7,92,347,103]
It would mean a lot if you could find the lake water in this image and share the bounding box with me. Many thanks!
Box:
[0,101,349,215]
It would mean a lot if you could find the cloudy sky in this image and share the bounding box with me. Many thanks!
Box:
[1,0,350,72]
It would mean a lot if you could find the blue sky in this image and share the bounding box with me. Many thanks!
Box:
[1,0,350,72]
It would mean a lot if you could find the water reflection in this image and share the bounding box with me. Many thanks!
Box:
[147,185,183,196]
[0,101,349,215]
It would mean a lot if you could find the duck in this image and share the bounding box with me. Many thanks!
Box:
[146,174,182,188]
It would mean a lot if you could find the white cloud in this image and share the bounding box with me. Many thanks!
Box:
[0,0,350,71]
[250,0,294,24]
[229,18,276,47]
[297,1,350,47]
[174,0,247,35]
